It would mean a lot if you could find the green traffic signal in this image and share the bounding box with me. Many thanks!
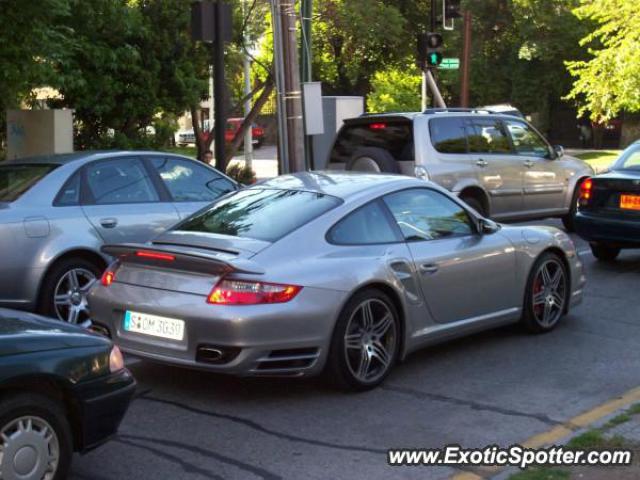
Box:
[427,52,443,66]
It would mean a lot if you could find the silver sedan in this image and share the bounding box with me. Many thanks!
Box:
[88,172,586,390]
[0,151,236,324]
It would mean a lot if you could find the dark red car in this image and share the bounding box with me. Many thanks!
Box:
[225,118,265,148]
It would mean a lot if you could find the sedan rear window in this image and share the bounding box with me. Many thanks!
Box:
[177,188,341,242]
[614,144,640,171]
[0,164,58,202]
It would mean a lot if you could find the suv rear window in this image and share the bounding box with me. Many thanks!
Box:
[177,188,341,242]
[0,164,58,202]
[429,118,468,153]
[330,121,414,163]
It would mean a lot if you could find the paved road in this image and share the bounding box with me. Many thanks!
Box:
[70,219,640,480]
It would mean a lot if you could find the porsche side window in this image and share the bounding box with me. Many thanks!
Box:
[384,189,473,242]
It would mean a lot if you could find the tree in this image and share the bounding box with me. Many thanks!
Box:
[0,0,71,152]
[565,0,640,121]
[313,0,407,96]
[50,0,209,149]
[367,66,422,112]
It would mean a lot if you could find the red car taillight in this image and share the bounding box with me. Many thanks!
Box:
[101,270,116,287]
[207,279,302,305]
[578,178,593,206]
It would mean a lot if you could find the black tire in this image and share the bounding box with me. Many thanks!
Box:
[346,147,399,174]
[254,140,263,149]
[0,393,73,480]
[521,252,569,334]
[460,196,487,217]
[38,257,103,322]
[325,288,400,391]
[590,243,620,262]
[561,180,584,232]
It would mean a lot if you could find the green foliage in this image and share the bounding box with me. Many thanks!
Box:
[226,163,256,185]
[314,0,407,96]
[566,0,640,121]
[49,0,209,149]
[367,66,422,112]
[0,0,71,146]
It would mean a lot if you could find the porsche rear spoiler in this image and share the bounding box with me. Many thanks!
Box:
[101,244,265,275]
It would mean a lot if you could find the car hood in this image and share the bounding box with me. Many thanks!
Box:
[0,309,109,357]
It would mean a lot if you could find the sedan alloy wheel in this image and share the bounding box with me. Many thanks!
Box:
[53,268,96,324]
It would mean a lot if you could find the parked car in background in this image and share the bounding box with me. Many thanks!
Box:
[479,104,524,118]
[328,108,593,230]
[88,172,584,391]
[575,140,640,260]
[0,308,135,480]
[225,118,265,148]
[0,151,237,324]
[177,118,265,148]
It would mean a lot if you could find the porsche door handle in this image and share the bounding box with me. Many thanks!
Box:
[476,159,488,167]
[100,218,118,229]
[420,263,439,274]
[524,160,535,168]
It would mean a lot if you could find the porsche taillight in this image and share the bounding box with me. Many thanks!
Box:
[207,279,302,305]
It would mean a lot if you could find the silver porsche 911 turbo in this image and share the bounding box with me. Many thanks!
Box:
[88,172,585,390]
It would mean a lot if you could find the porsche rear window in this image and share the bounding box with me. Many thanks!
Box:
[0,164,58,202]
[177,188,341,242]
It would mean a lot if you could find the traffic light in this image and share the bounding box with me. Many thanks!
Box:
[444,0,462,19]
[417,32,443,67]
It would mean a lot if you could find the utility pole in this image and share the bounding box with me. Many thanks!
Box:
[242,0,253,168]
[460,10,472,107]
[209,66,214,127]
[270,0,288,174]
[213,0,227,171]
[279,0,305,173]
[416,1,447,109]
[300,0,313,169]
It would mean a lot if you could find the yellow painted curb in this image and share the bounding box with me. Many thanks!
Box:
[449,384,640,479]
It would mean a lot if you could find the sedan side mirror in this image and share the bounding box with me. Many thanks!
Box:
[479,218,501,235]
[553,145,564,159]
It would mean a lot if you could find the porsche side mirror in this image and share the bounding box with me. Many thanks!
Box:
[480,218,501,235]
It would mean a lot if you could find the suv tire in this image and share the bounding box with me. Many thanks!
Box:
[460,196,487,217]
[346,147,399,174]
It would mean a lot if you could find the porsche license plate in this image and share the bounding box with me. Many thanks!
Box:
[123,310,185,341]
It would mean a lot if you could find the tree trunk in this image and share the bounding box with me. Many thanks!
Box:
[190,106,207,162]
[225,80,275,164]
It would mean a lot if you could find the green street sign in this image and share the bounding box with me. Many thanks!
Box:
[440,58,460,70]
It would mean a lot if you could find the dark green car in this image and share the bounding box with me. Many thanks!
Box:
[0,308,136,480]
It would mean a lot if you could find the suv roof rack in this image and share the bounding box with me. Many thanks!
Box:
[422,108,492,114]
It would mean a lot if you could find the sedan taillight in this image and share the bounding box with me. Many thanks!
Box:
[207,279,302,305]
[579,178,593,206]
